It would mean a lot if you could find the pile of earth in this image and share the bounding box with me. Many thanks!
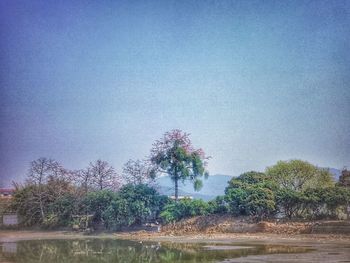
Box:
[161,215,319,235]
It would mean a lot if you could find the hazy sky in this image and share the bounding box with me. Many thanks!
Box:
[1,0,349,187]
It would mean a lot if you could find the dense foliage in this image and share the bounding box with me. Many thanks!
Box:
[224,172,276,220]
[12,182,168,229]
[102,184,169,230]
[222,163,350,220]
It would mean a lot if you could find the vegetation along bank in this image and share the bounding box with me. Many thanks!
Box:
[1,130,350,234]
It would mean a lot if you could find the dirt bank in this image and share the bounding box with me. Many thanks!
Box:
[160,215,350,235]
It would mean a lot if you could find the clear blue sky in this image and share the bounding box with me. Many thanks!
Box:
[1,0,349,187]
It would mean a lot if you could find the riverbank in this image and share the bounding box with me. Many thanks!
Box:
[1,230,350,262]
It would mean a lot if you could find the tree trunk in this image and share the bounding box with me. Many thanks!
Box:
[174,167,178,202]
[175,177,178,202]
[39,189,45,221]
[39,199,45,220]
[38,175,45,222]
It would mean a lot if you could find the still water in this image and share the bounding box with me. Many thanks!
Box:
[0,239,312,262]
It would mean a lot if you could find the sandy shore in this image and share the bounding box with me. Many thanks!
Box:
[1,230,350,262]
[1,229,350,242]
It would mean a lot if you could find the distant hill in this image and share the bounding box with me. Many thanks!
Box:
[155,174,233,201]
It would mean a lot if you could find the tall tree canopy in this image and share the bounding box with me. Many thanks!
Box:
[149,129,209,201]
[265,159,334,191]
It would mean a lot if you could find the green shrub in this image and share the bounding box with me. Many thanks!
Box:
[207,196,227,214]
[225,186,276,220]
[224,188,248,216]
[160,198,209,223]
[102,184,169,230]
[84,190,117,224]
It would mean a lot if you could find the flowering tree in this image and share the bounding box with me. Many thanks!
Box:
[149,129,209,201]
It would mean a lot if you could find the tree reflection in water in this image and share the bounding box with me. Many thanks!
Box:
[0,239,312,263]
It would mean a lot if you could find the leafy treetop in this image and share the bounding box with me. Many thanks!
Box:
[149,129,209,201]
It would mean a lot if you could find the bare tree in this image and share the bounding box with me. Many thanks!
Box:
[27,158,67,221]
[70,168,94,194]
[122,159,154,185]
[89,160,121,190]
